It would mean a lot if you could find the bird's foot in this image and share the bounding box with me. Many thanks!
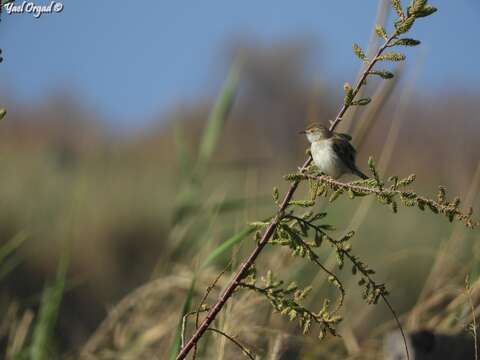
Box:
[299,164,317,174]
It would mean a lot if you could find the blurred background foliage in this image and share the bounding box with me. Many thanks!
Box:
[0,1,479,359]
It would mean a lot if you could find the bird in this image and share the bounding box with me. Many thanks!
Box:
[300,124,368,179]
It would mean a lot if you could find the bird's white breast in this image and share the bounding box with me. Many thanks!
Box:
[311,139,343,178]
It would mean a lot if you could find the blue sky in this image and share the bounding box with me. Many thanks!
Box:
[0,0,478,128]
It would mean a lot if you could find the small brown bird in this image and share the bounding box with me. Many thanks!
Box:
[300,125,368,179]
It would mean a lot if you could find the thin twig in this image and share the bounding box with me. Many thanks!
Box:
[181,309,209,350]
[192,261,232,360]
[381,294,410,360]
[338,239,410,360]
[206,328,255,360]
[329,32,398,132]
[300,247,345,315]
[341,0,390,134]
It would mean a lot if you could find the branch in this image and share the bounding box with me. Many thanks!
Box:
[304,174,478,228]
[284,211,407,353]
[206,328,255,360]
[275,218,346,316]
[329,32,398,132]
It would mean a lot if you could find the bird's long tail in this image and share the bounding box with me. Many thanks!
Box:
[352,167,368,180]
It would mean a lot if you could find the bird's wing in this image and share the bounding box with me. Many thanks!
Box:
[331,137,357,171]
[334,132,353,141]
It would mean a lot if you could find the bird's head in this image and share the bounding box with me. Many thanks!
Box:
[300,125,332,143]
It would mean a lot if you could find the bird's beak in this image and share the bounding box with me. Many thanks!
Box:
[299,130,306,134]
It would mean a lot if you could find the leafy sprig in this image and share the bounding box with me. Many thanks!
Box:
[284,155,478,229]
[240,270,341,340]
[340,0,436,116]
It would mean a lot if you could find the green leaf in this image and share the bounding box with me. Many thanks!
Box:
[377,52,406,62]
[414,5,437,17]
[391,201,398,213]
[329,189,343,202]
[168,277,196,360]
[397,174,416,187]
[347,188,355,199]
[375,25,388,40]
[343,82,353,106]
[395,16,415,34]
[352,98,371,106]
[197,60,241,169]
[201,227,255,269]
[352,43,367,61]
[369,70,395,79]
[30,249,69,360]
[319,224,336,231]
[0,108,6,121]
[427,203,439,214]
[310,212,327,221]
[394,38,421,46]
[302,318,311,334]
[368,156,375,170]
[273,187,279,202]
[288,200,315,207]
[413,0,428,13]
[417,199,425,211]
